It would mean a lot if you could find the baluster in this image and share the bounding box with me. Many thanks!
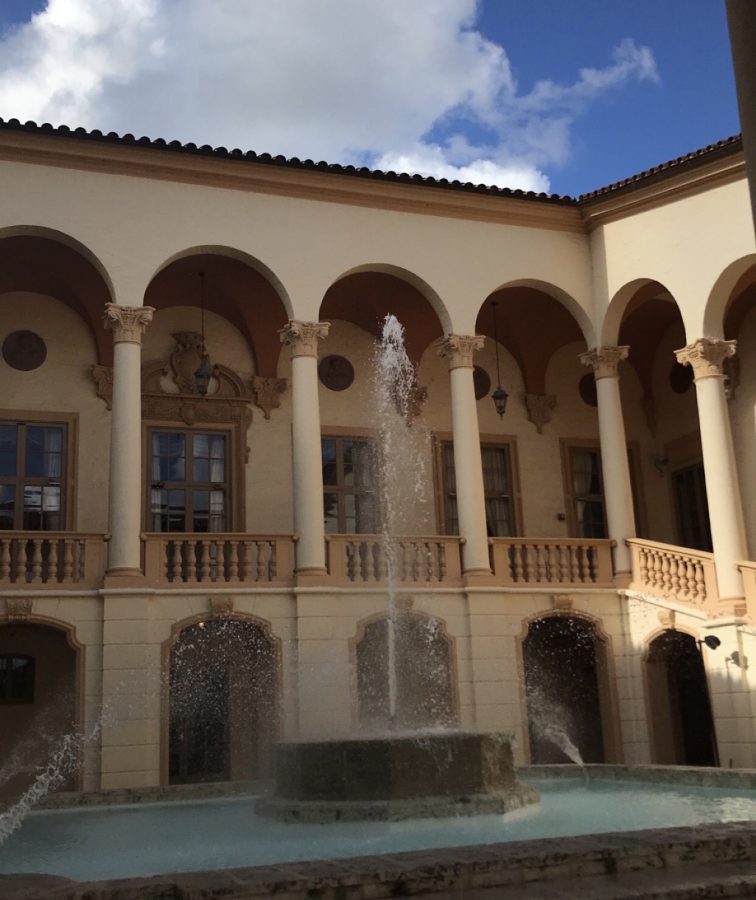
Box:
[536,544,547,582]
[269,541,278,580]
[240,541,252,581]
[649,552,661,590]
[164,541,173,582]
[578,544,591,584]
[61,540,74,583]
[683,560,696,601]
[669,556,681,597]
[439,541,447,581]
[46,539,59,583]
[197,540,210,581]
[0,538,10,581]
[660,553,671,593]
[227,540,239,582]
[512,543,524,582]
[184,540,196,581]
[255,541,266,581]
[28,539,42,583]
[638,548,649,587]
[694,562,707,603]
[362,541,374,582]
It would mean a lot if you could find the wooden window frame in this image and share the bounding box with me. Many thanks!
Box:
[143,423,244,533]
[321,428,378,535]
[560,439,645,539]
[0,411,78,531]
[432,432,523,537]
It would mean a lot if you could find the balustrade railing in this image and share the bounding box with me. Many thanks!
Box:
[489,537,614,587]
[627,538,719,610]
[0,532,104,587]
[738,560,756,621]
[143,534,295,585]
[326,535,463,586]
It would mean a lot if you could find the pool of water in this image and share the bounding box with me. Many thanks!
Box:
[2,777,756,881]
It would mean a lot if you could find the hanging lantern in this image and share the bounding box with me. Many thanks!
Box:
[195,271,212,396]
[491,300,507,419]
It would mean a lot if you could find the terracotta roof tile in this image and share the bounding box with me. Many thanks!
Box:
[0,118,744,207]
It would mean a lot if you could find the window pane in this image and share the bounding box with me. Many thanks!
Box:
[24,426,63,478]
[576,500,606,539]
[482,447,509,495]
[152,432,186,482]
[0,484,15,529]
[209,435,225,482]
[151,488,186,532]
[324,492,339,533]
[571,448,602,496]
[355,493,377,533]
[321,440,338,486]
[343,493,356,533]
[0,425,17,477]
[352,441,374,488]
[442,444,457,493]
[192,490,226,533]
[445,493,459,536]
[485,497,513,537]
[192,433,226,483]
[22,484,61,530]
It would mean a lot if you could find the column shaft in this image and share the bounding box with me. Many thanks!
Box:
[580,347,635,576]
[677,339,747,601]
[280,321,330,575]
[104,304,153,576]
[439,335,490,576]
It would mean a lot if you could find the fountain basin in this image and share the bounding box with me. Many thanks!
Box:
[256,731,538,822]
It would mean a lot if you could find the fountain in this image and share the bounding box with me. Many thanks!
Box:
[258,316,538,822]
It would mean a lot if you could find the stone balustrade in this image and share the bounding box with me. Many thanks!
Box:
[143,533,296,585]
[627,538,719,610]
[0,532,105,588]
[489,537,615,587]
[325,535,463,586]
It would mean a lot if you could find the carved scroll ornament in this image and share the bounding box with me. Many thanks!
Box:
[579,346,629,380]
[437,334,485,369]
[675,338,737,380]
[524,393,557,434]
[279,321,330,358]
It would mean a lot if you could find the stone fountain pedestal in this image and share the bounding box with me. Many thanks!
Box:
[256,731,538,823]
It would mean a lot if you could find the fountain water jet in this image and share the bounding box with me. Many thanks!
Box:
[258,316,538,822]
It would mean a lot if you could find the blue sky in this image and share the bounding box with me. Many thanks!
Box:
[0,1,740,197]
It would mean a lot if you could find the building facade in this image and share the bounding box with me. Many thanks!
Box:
[0,120,754,794]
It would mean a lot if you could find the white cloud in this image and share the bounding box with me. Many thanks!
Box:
[0,1,659,192]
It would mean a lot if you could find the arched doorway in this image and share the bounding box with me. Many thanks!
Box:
[646,630,719,766]
[523,615,615,764]
[168,617,278,784]
[356,610,456,731]
[0,621,78,803]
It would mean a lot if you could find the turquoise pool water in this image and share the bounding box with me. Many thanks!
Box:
[1,778,755,881]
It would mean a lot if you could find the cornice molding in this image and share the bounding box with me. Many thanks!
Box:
[0,130,583,233]
[580,154,747,229]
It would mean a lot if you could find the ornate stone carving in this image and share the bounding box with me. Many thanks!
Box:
[170,331,207,393]
[210,596,234,616]
[5,597,33,622]
[437,334,485,369]
[657,608,676,629]
[252,376,287,419]
[524,393,556,434]
[579,345,629,380]
[103,303,154,345]
[279,320,330,358]
[91,364,114,409]
[675,338,737,380]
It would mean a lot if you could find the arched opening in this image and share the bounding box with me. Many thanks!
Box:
[646,630,719,767]
[523,615,614,764]
[0,621,78,804]
[606,281,706,549]
[356,610,456,731]
[168,616,278,784]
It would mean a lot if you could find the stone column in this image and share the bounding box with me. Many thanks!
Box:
[280,320,330,576]
[579,346,635,578]
[104,303,154,576]
[438,334,490,576]
[675,338,747,602]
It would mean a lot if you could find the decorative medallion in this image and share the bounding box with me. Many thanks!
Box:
[578,373,597,407]
[472,365,491,401]
[5,597,33,622]
[252,376,287,419]
[2,330,47,371]
[669,361,693,394]
[524,393,557,434]
[170,331,207,394]
[318,355,355,391]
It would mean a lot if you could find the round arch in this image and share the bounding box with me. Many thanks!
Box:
[517,608,621,765]
[351,606,458,730]
[147,245,293,320]
[162,611,281,785]
[320,262,453,334]
[483,278,595,347]
[600,278,679,347]
[703,254,756,339]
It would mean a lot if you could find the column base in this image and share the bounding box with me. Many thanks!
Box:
[613,571,632,589]
[104,568,149,588]
[295,567,331,587]
[463,568,495,587]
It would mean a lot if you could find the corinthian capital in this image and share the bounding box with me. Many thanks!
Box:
[278,320,330,358]
[675,338,736,380]
[437,334,485,369]
[579,345,629,380]
[104,304,155,345]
